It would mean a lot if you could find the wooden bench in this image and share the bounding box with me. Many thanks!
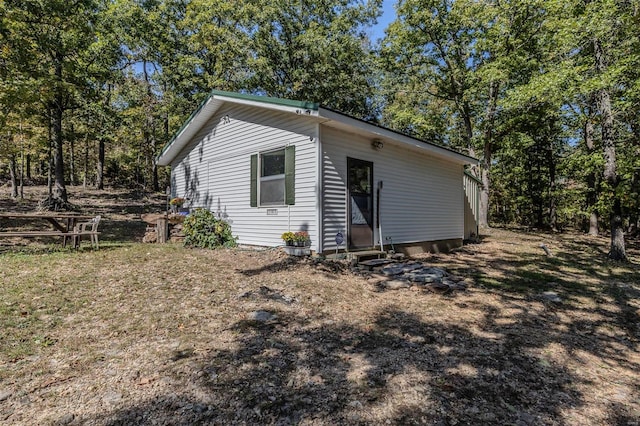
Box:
[0,214,102,249]
[0,231,100,248]
[0,231,71,237]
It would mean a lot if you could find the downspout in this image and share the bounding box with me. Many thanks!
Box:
[315,123,323,254]
[288,144,291,232]
[476,178,480,237]
[377,180,384,252]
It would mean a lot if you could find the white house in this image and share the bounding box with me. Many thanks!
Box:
[156,90,479,255]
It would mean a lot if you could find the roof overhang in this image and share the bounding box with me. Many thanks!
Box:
[317,108,478,166]
[157,90,319,166]
[157,91,477,167]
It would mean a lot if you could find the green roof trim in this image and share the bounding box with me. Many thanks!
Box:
[157,90,319,161]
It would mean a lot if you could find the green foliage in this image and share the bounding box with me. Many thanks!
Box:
[248,0,381,119]
[489,104,568,229]
[0,0,121,197]
[2,0,385,191]
[182,208,237,249]
[379,0,481,149]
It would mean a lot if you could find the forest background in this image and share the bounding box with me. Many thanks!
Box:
[0,0,638,260]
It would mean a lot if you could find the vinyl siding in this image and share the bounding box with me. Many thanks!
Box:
[321,125,464,251]
[463,172,480,239]
[170,104,319,250]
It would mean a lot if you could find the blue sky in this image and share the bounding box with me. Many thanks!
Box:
[370,0,396,42]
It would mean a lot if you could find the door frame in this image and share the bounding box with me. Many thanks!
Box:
[347,157,374,250]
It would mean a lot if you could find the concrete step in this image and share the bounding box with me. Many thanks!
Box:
[347,250,386,263]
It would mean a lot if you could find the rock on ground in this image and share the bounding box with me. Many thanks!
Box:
[247,310,277,322]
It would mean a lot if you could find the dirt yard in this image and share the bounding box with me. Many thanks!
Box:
[0,187,639,425]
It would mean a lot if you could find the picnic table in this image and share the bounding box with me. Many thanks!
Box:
[0,212,100,248]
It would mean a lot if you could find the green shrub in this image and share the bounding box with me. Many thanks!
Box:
[182,208,237,249]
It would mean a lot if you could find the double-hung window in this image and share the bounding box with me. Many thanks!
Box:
[260,149,286,206]
[250,146,295,207]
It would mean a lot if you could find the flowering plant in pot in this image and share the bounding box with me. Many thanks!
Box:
[170,197,185,207]
[281,232,296,246]
[282,231,311,256]
[281,231,310,247]
[293,231,310,247]
[169,197,185,213]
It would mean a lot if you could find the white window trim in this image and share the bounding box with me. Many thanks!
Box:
[260,174,285,182]
[258,148,287,207]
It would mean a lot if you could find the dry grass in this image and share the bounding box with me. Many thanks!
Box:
[0,187,639,425]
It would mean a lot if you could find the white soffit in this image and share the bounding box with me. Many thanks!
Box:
[318,108,477,166]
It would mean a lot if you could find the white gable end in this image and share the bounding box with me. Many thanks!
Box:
[170,103,320,250]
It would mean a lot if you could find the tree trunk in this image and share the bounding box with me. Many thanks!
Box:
[548,138,557,231]
[97,139,105,190]
[152,154,159,191]
[610,198,626,259]
[630,167,640,236]
[535,158,543,227]
[478,81,498,229]
[143,60,159,192]
[144,122,158,191]
[83,137,89,188]
[96,84,111,190]
[26,154,31,179]
[52,59,67,203]
[151,114,159,191]
[69,123,76,186]
[47,112,53,197]
[9,154,18,198]
[589,212,599,236]
[594,38,626,261]
[585,116,599,236]
[19,138,24,199]
[152,125,159,192]
[479,167,490,228]
[462,101,473,151]
[52,102,67,202]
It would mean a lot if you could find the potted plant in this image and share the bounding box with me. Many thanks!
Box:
[281,231,296,246]
[170,197,185,213]
[282,231,311,256]
[293,231,310,247]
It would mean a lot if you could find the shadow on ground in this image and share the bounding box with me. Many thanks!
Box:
[83,286,639,425]
[81,228,639,424]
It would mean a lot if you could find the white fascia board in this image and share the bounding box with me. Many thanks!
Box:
[318,108,478,166]
[216,94,320,117]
